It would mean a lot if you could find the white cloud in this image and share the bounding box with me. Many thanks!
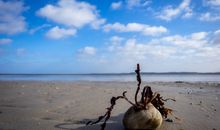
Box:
[37,0,105,29]
[108,36,124,51]
[214,29,220,35]
[110,31,219,61]
[205,0,220,6]
[90,19,106,30]
[213,29,220,44]
[77,38,177,72]
[126,0,151,9]
[127,0,141,8]
[199,12,220,21]
[151,31,220,60]
[103,22,167,36]
[161,32,208,49]
[200,0,220,22]
[45,26,76,39]
[191,32,208,40]
[109,31,215,59]
[117,38,177,59]
[111,1,122,10]
[78,46,96,56]
[76,30,220,72]
[182,7,193,18]
[110,0,151,10]
[29,24,51,34]
[157,0,192,21]
[110,36,124,44]
[0,38,12,45]
[105,37,178,61]
[0,0,27,35]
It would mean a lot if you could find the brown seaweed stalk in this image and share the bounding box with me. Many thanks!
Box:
[134,64,141,106]
[86,91,135,130]
[86,64,176,130]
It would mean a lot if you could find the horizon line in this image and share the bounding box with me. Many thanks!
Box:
[1,72,220,75]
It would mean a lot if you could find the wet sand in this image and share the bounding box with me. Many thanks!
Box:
[0,81,220,130]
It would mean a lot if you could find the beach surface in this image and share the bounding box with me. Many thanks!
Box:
[0,81,220,130]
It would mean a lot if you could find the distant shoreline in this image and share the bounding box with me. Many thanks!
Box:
[1,73,220,82]
[1,72,220,75]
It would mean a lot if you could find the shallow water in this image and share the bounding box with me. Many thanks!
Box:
[0,73,220,82]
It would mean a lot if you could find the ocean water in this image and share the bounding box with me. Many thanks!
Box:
[0,73,220,82]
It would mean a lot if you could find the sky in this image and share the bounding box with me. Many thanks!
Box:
[0,0,220,73]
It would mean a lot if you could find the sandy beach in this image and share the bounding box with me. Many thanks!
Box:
[0,81,220,130]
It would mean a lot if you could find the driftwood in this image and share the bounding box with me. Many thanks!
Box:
[86,64,176,130]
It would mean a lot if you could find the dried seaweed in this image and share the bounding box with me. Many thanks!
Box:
[134,64,141,106]
[86,64,176,130]
[86,91,134,130]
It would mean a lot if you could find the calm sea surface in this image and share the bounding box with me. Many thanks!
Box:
[0,74,220,82]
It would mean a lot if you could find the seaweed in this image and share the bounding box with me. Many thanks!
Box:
[86,64,176,130]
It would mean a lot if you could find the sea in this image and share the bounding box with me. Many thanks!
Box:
[0,73,220,82]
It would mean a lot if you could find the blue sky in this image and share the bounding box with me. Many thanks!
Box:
[0,0,220,73]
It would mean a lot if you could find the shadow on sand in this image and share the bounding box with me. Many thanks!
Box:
[54,113,125,130]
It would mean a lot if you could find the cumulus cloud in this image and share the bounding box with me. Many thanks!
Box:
[0,0,27,35]
[0,38,12,45]
[199,12,220,21]
[110,0,151,10]
[76,30,220,72]
[212,29,220,44]
[199,0,220,22]
[103,22,167,36]
[191,32,208,40]
[108,36,124,51]
[182,7,193,18]
[112,31,219,61]
[149,31,220,60]
[161,32,208,48]
[127,0,140,8]
[37,0,105,29]
[78,38,178,69]
[110,36,124,44]
[111,1,122,10]
[157,0,193,21]
[78,46,96,56]
[45,26,76,39]
[115,38,177,59]
[205,0,220,6]
[126,0,151,9]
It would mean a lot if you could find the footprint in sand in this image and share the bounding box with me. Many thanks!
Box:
[64,118,90,124]
[41,117,54,121]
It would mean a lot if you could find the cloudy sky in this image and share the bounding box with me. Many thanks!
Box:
[0,0,220,73]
